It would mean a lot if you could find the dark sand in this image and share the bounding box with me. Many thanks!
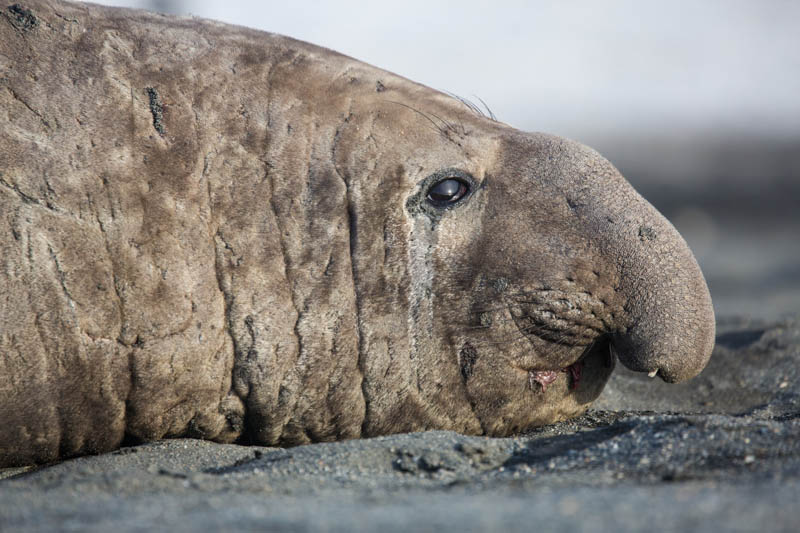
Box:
[1,316,798,532]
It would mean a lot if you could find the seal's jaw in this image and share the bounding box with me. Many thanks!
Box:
[455,326,617,437]
[442,279,620,436]
[525,336,615,394]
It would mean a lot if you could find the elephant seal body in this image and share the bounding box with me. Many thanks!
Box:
[0,0,714,466]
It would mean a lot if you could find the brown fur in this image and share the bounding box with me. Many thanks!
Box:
[0,0,714,466]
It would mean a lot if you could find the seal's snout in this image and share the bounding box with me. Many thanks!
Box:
[495,133,715,386]
[528,136,717,384]
[606,205,716,384]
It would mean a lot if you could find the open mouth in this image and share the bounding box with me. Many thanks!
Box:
[526,336,613,393]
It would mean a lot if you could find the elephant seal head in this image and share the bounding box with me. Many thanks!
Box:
[331,88,715,437]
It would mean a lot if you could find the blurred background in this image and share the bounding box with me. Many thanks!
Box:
[91,0,800,321]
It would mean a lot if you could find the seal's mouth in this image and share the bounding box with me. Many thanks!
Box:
[522,336,613,393]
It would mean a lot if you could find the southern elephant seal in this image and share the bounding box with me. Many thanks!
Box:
[0,0,715,466]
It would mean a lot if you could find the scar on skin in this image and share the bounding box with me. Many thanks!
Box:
[145,87,166,136]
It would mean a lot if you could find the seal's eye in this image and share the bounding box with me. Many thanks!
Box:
[427,178,469,206]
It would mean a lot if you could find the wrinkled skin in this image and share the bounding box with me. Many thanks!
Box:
[0,0,714,466]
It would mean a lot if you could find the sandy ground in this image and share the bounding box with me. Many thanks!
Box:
[1,316,797,532]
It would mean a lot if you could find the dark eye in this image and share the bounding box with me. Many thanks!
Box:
[426,178,469,206]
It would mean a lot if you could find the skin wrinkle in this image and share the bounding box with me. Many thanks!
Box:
[0,0,714,466]
[270,121,314,444]
[277,300,305,443]
[213,228,254,433]
[0,178,100,226]
[344,153,369,437]
[46,243,76,309]
[330,100,369,436]
[5,85,51,129]
[457,341,489,435]
[95,188,132,440]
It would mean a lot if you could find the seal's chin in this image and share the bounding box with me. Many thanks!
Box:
[523,336,613,393]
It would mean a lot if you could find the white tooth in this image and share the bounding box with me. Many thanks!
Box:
[647,369,658,378]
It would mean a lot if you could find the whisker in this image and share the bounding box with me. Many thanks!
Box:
[425,110,458,134]
[442,90,487,119]
[475,96,497,121]
[382,100,446,135]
